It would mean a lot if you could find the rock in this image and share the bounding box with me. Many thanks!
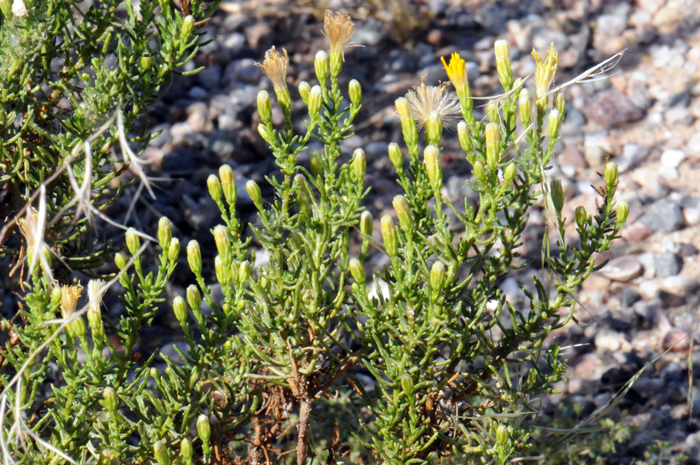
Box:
[639,199,684,233]
[208,130,236,159]
[197,65,221,90]
[638,252,656,279]
[683,208,700,226]
[474,4,507,32]
[638,0,665,14]
[685,431,700,462]
[655,252,681,278]
[596,14,628,36]
[584,90,643,127]
[601,255,643,282]
[618,142,649,172]
[638,279,660,300]
[658,166,679,180]
[627,74,652,110]
[621,223,652,242]
[595,329,629,353]
[661,276,699,297]
[620,288,641,308]
[224,59,261,84]
[583,130,611,166]
[662,329,691,352]
[582,274,611,291]
[532,28,568,52]
[188,86,208,99]
[665,107,694,126]
[660,149,686,168]
[687,130,700,156]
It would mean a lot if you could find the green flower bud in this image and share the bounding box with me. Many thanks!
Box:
[349,258,365,285]
[187,240,202,275]
[213,225,231,265]
[424,110,442,146]
[352,148,366,179]
[310,153,323,178]
[392,195,414,232]
[246,180,263,209]
[88,306,104,342]
[457,121,472,153]
[617,201,629,226]
[605,161,618,190]
[547,109,562,140]
[126,228,140,255]
[360,211,373,237]
[554,91,566,114]
[158,217,172,251]
[197,414,211,443]
[330,49,343,78]
[380,215,398,257]
[308,85,323,119]
[473,161,486,183]
[239,261,252,284]
[154,439,171,465]
[140,55,153,71]
[401,373,414,397]
[396,97,418,147]
[550,177,564,217]
[575,206,587,229]
[258,123,275,144]
[173,296,188,325]
[150,367,159,380]
[349,79,362,106]
[186,285,201,311]
[97,448,119,465]
[115,252,128,270]
[51,286,62,308]
[519,88,532,127]
[388,143,403,172]
[485,122,500,171]
[503,163,516,185]
[298,81,311,105]
[207,174,223,203]
[314,50,329,83]
[494,39,512,89]
[487,100,499,123]
[181,15,194,43]
[215,255,228,285]
[180,438,194,462]
[496,424,509,446]
[168,237,180,261]
[423,145,443,192]
[257,90,272,125]
[70,316,86,339]
[218,165,237,205]
[512,77,524,101]
[103,387,118,413]
[430,261,446,291]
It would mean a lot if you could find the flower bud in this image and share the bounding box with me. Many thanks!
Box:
[308,85,323,119]
[168,238,180,261]
[330,49,343,77]
[314,50,329,83]
[181,15,194,43]
[380,215,398,257]
[246,180,263,209]
[349,258,365,285]
[395,97,411,119]
[547,109,561,140]
[485,122,500,171]
[140,55,153,71]
[616,201,629,226]
[550,177,564,217]
[207,174,223,203]
[430,261,446,291]
[115,252,128,270]
[51,286,62,308]
[154,439,171,465]
[494,39,512,89]
[125,228,140,255]
[186,285,201,311]
[173,296,188,325]
[239,261,252,284]
[298,81,311,104]
[258,123,275,144]
[496,424,509,446]
[180,438,193,462]
[396,97,417,147]
[97,448,119,465]
[70,316,87,339]
[605,161,618,190]
[503,163,516,185]
[349,79,362,106]
[215,255,228,285]
[257,90,272,125]
[388,143,403,172]
[554,91,566,114]
[158,217,172,251]
[575,206,587,229]
[457,121,472,153]
[103,387,118,413]
[310,152,323,178]
[392,195,414,232]
[187,240,202,275]
[213,225,231,265]
[88,306,104,342]
[218,165,237,205]
[519,88,532,127]
[352,148,366,179]
[473,161,486,183]
[401,373,414,396]
[360,211,373,237]
[423,145,442,192]
[197,414,211,443]
[487,100,499,123]
[424,110,442,146]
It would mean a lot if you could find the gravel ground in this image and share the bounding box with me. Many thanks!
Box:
[7,0,700,461]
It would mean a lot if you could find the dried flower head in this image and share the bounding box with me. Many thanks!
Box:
[88,280,107,314]
[12,0,27,18]
[255,46,289,91]
[323,10,355,56]
[532,44,558,100]
[440,53,468,89]
[404,81,460,129]
[61,284,83,319]
[17,208,40,251]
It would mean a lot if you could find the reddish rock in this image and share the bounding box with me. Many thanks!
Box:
[584,90,644,127]
[601,255,643,282]
[621,223,653,242]
[662,329,691,352]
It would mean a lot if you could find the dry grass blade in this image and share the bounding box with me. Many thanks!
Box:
[117,108,157,199]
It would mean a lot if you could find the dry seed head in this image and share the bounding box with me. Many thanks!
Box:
[404,81,459,129]
[256,46,289,91]
[12,0,27,17]
[61,284,83,319]
[532,44,558,100]
[87,280,106,314]
[323,10,355,55]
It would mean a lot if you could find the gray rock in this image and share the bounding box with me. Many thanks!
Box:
[601,255,642,282]
[617,142,649,172]
[197,65,221,90]
[620,288,641,308]
[208,130,236,159]
[596,15,628,36]
[639,199,683,232]
[475,4,507,32]
[532,28,568,52]
[687,130,700,156]
[222,32,246,54]
[188,86,208,99]
[584,90,643,127]
[564,107,586,126]
[662,276,699,297]
[224,58,261,84]
[655,252,681,278]
[665,106,694,126]
[353,19,386,46]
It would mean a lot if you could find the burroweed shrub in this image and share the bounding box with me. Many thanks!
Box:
[1,9,629,465]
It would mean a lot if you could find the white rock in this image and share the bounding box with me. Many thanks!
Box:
[683,208,700,226]
[658,166,679,180]
[661,149,686,168]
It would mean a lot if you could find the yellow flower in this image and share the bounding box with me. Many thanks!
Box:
[404,81,460,129]
[61,284,83,319]
[323,10,355,55]
[440,53,468,89]
[532,44,558,100]
[255,46,289,91]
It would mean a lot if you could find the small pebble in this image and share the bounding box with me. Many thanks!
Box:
[621,223,652,242]
[639,199,684,232]
[601,255,643,282]
[655,252,681,278]
[661,276,699,297]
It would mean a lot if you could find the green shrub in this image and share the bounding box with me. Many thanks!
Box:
[1,9,628,465]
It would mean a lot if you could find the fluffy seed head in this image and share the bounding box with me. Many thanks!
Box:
[323,10,355,55]
[404,81,459,129]
[256,46,289,91]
